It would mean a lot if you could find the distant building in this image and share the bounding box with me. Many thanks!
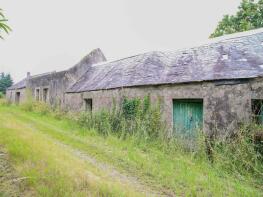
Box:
[7,29,263,137]
[6,48,106,107]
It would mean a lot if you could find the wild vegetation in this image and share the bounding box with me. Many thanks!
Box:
[211,0,263,37]
[0,98,262,196]
[0,8,11,39]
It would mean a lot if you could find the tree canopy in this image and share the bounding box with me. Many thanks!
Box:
[210,0,263,38]
[0,8,11,39]
[0,72,13,94]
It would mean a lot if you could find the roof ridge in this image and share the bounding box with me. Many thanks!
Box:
[67,29,263,93]
[90,51,157,68]
[90,28,263,68]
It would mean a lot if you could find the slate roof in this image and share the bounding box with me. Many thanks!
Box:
[7,78,26,90]
[67,29,263,93]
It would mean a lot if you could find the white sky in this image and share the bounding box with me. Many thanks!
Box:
[0,0,241,82]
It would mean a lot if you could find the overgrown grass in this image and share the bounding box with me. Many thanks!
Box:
[0,98,11,106]
[0,92,4,99]
[212,125,263,184]
[0,104,145,196]
[0,98,263,196]
[20,98,263,182]
[76,96,166,142]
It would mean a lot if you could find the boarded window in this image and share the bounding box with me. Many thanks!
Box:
[15,92,20,104]
[252,100,263,124]
[84,99,92,112]
[35,89,40,101]
[173,99,203,138]
[43,88,49,103]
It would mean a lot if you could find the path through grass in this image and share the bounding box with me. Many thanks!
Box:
[0,105,262,196]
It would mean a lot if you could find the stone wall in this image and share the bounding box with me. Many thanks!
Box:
[5,88,27,104]
[64,77,263,136]
[27,71,68,106]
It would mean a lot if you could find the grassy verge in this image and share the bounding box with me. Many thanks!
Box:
[0,104,262,196]
[0,106,145,197]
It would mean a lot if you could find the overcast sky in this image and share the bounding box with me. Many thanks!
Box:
[0,0,241,82]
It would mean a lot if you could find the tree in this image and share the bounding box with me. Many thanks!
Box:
[0,8,11,39]
[210,0,263,38]
[0,72,13,94]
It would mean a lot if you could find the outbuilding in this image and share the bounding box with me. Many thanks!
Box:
[7,28,263,137]
[65,29,263,136]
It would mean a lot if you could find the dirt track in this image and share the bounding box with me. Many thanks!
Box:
[0,148,22,197]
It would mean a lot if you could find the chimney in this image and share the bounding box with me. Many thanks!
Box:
[27,72,31,79]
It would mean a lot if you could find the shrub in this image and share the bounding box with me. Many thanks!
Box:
[0,92,4,99]
[122,97,141,119]
[75,96,167,141]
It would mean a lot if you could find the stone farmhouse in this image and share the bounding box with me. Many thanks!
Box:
[6,29,263,136]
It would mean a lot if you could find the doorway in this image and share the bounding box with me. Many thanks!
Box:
[173,99,203,137]
[15,92,21,104]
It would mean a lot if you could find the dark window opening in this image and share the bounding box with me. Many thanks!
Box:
[84,99,92,112]
[35,89,40,101]
[15,92,20,104]
[43,88,49,103]
[252,100,263,124]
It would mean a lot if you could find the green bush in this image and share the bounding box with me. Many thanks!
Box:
[75,96,166,141]
[0,92,4,98]
[122,97,141,119]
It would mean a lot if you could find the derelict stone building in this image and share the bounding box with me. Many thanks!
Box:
[6,48,106,106]
[7,29,263,136]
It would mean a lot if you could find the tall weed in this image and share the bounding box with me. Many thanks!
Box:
[16,97,263,185]
[0,98,11,106]
[75,96,166,142]
[21,101,50,115]
[212,125,263,183]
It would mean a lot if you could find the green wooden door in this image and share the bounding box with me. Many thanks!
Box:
[173,100,203,137]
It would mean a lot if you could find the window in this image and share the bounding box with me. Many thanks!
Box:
[15,92,20,104]
[84,99,92,112]
[252,100,263,124]
[43,88,49,103]
[35,88,40,101]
